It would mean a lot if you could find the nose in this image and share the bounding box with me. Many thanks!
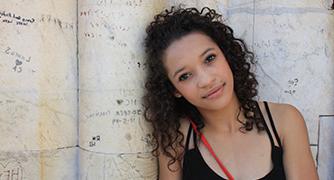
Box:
[197,69,215,88]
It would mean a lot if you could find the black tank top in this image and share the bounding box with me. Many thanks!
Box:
[182,101,286,179]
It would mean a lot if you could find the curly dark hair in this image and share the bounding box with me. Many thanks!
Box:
[143,6,263,169]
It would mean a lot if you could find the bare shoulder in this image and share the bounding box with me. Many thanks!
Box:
[268,102,302,117]
[267,102,305,125]
[263,102,318,179]
[262,101,307,144]
[158,118,190,180]
[179,118,191,139]
[160,117,190,157]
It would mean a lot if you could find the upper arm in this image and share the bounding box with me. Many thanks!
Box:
[158,119,189,180]
[279,104,319,180]
[158,149,182,180]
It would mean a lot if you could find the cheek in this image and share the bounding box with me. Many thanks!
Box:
[217,62,234,89]
[227,70,235,93]
[222,61,234,79]
[173,83,189,94]
[173,82,197,99]
[168,79,186,95]
[227,68,234,81]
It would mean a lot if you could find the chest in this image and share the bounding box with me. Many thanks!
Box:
[197,130,273,179]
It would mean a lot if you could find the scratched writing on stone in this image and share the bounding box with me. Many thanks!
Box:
[116,98,137,106]
[115,109,141,116]
[96,0,144,7]
[82,21,130,43]
[111,117,141,126]
[284,78,299,95]
[86,107,141,119]
[89,135,101,147]
[39,14,74,31]
[86,110,111,119]
[80,8,106,17]
[0,161,23,180]
[4,46,33,73]
[102,89,137,97]
[0,10,35,26]
[122,58,145,70]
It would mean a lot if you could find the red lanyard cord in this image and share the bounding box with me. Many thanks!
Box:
[189,120,234,180]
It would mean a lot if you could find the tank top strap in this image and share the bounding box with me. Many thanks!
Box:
[263,101,283,148]
[185,123,192,150]
[257,101,275,147]
[193,127,198,149]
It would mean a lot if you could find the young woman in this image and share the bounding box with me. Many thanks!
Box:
[143,6,318,180]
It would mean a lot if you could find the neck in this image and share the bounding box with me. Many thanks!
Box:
[198,94,244,134]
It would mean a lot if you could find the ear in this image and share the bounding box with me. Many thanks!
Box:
[174,90,182,98]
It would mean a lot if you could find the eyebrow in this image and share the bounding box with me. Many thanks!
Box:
[200,48,214,58]
[173,67,185,78]
[172,47,214,78]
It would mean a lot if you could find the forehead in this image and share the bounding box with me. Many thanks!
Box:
[163,32,218,70]
[164,32,216,59]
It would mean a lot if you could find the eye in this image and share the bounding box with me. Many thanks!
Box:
[178,72,192,81]
[205,54,216,63]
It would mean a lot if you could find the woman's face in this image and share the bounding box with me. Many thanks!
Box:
[163,32,235,112]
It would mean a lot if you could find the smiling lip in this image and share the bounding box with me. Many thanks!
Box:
[203,83,226,99]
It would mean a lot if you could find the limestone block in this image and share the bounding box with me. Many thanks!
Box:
[318,116,334,179]
[78,0,165,179]
[0,148,77,180]
[79,149,157,180]
[0,0,77,151]
[0,0,78,179]
[223,0,334,145]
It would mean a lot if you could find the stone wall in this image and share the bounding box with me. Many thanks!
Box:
[0,0,333,179]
